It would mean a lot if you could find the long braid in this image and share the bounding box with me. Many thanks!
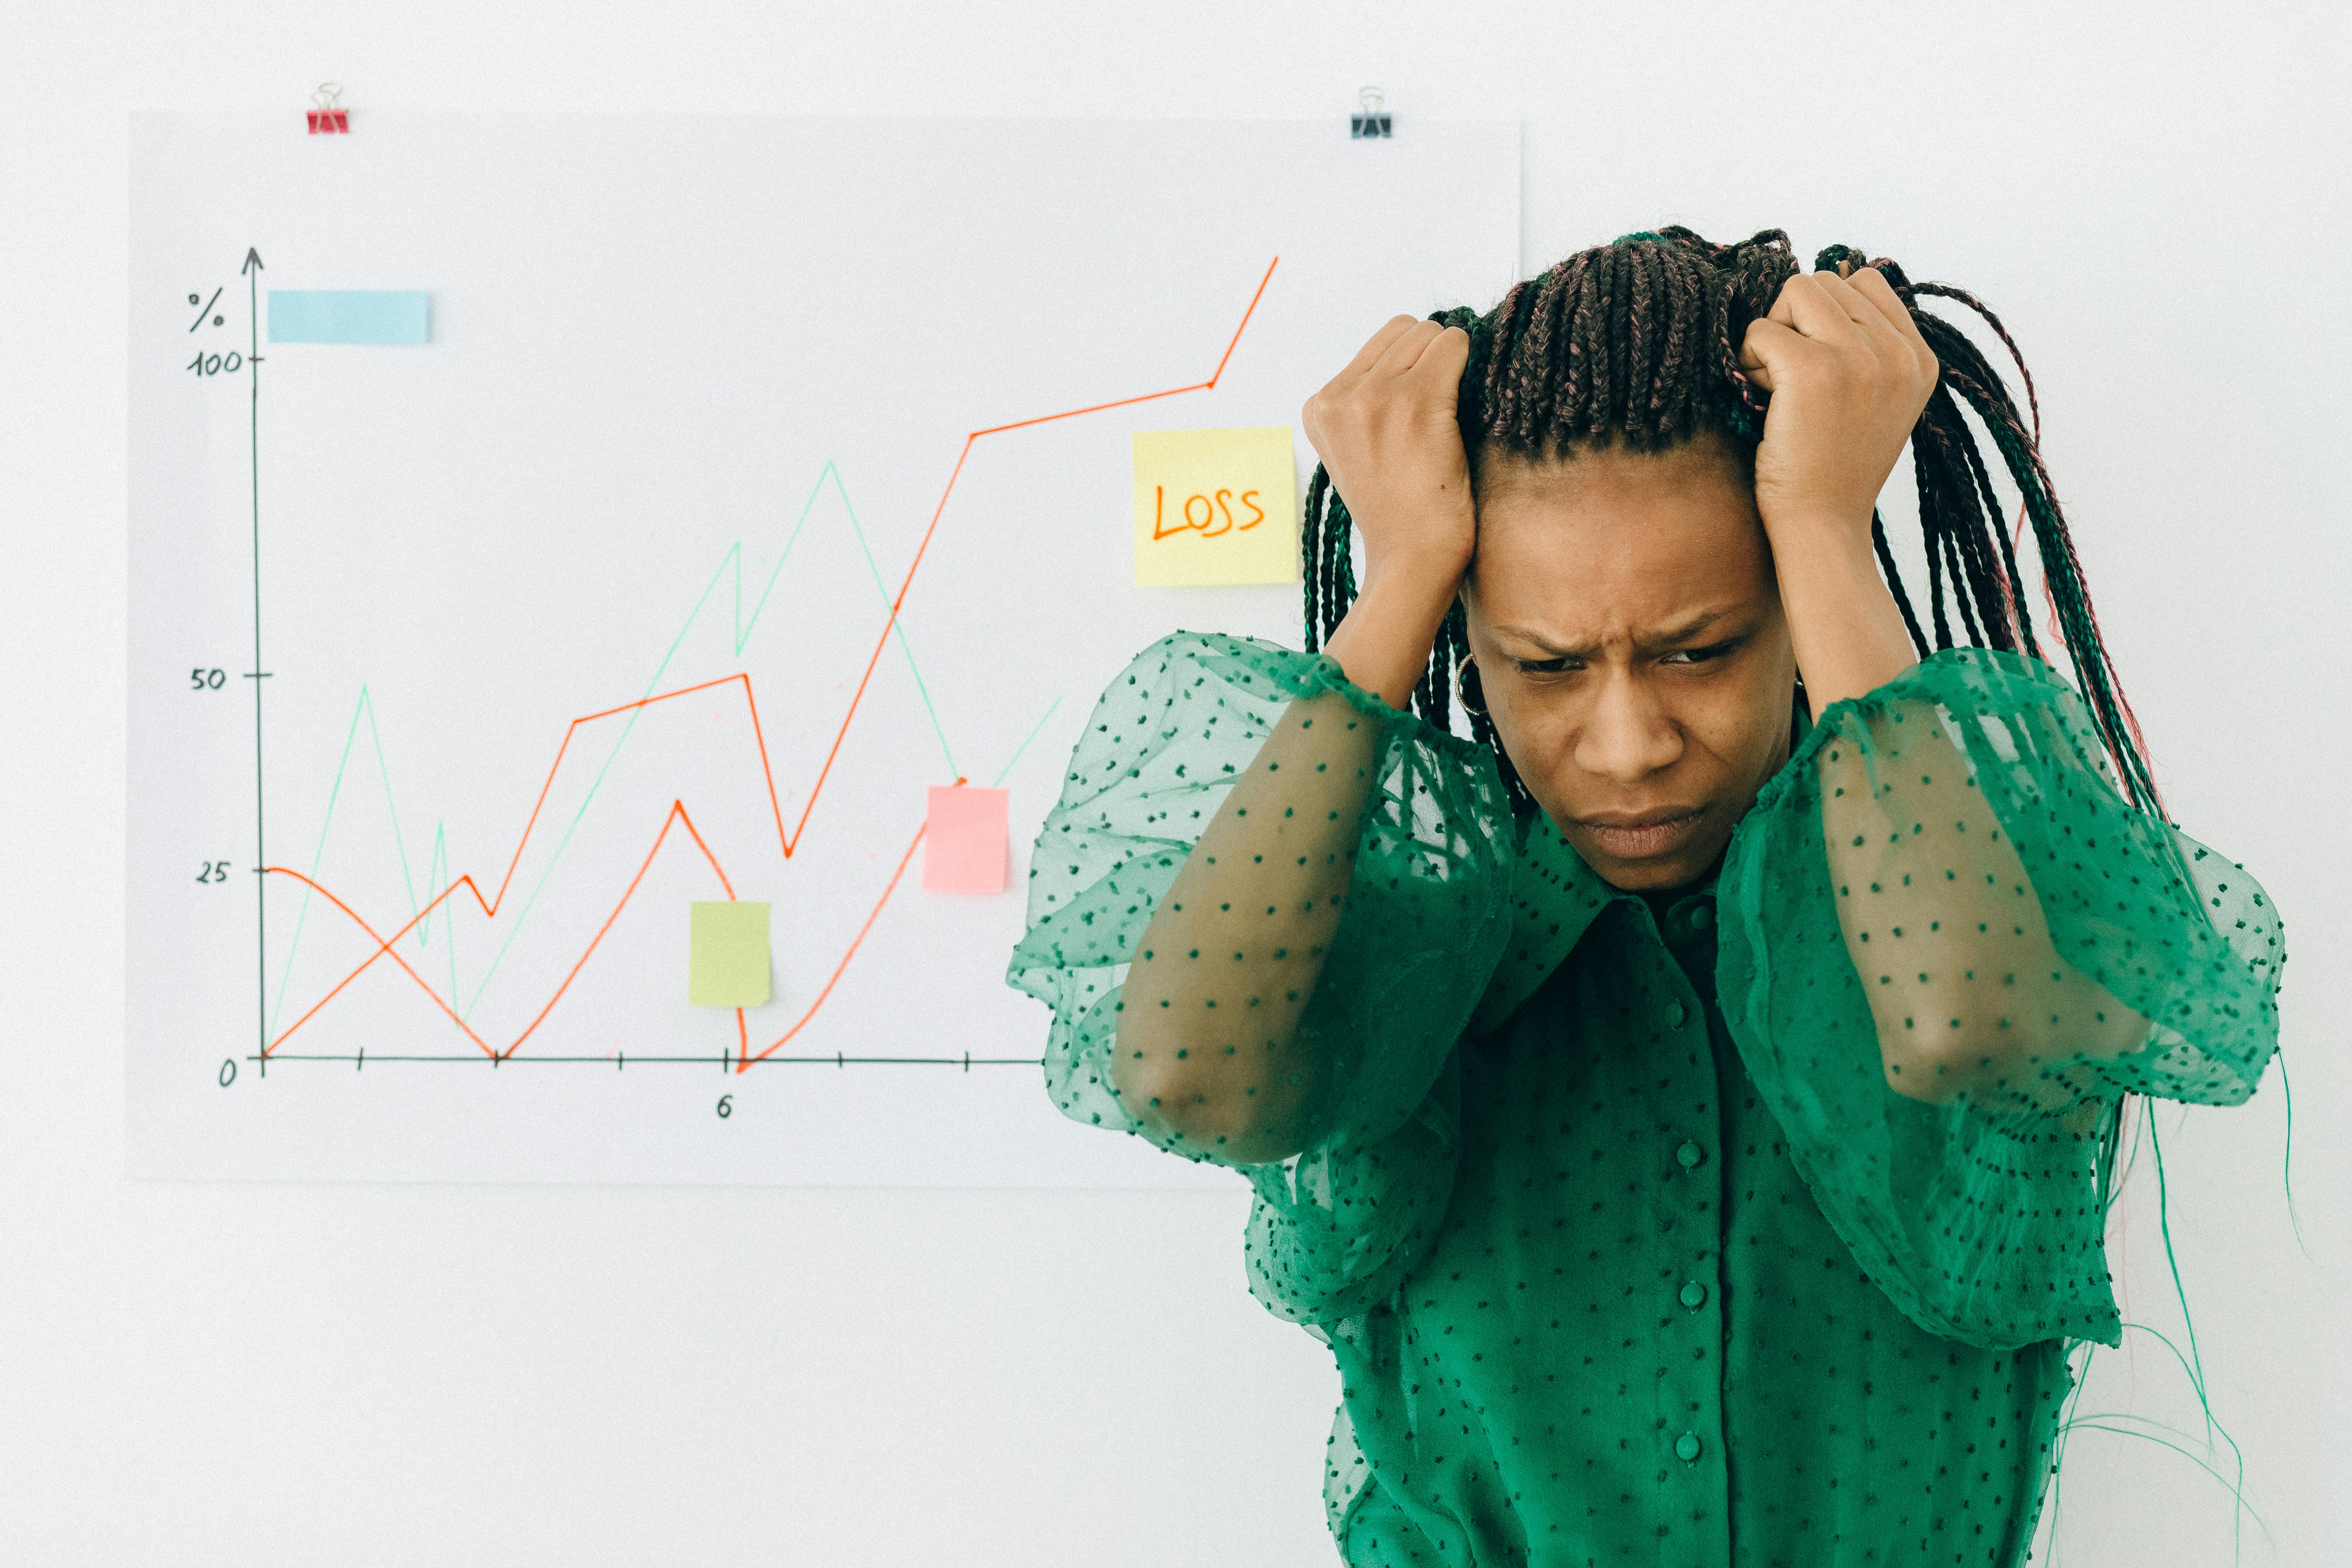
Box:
[1954,410,2035,660]
[1871,510,1931,658]
[1913,281,2041,441]
[1920,467,1955,650]
[1878,254,2159,811]
[1301,465,1330,653]
[1297,228,2161,817]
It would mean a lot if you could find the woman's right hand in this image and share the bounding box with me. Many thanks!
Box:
[1301,316,1477,591]
[1300,317,1475,709]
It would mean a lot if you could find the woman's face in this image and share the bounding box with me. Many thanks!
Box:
[1462,436,1799,892]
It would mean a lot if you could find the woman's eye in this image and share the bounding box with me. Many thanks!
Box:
[1663,643,1734,666]
[1514,658,1574,675]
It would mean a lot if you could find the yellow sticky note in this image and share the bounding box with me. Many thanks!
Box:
[1132,426,1298,586]
[689,901,771,1007]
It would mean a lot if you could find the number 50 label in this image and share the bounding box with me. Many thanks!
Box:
[1132,426,1299,586]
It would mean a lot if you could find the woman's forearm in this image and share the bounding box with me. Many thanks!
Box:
[1766,518,1919,719]
[1112,573,1459,1160]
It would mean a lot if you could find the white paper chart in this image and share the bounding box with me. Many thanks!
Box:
[126,112,1519,1184]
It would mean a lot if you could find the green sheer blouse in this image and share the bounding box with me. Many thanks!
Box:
[1007,631,2281,1567]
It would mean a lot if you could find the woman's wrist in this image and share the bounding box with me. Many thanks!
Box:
[1768,523,1918,715]
[1324,562,1464,711]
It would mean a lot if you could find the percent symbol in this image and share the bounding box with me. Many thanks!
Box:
[188,287,224,331]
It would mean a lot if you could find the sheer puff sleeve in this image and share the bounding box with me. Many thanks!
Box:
[1007,631,1516,1324]
[1718,645,2284,1349]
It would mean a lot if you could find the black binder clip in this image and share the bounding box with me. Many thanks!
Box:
[1350,87,1392,140]
[308,82,350,135]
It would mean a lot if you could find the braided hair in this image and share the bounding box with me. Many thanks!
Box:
[1300,227,2157,816]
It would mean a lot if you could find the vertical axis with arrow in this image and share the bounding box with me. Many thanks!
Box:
[244,247,268,1077]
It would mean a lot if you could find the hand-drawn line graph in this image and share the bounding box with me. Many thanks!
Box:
[250,255,1280,1077]
[259,475,1062,1069]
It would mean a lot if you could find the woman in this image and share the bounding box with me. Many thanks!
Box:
[1007,228,2280,1566]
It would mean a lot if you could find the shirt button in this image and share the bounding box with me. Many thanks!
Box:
[1689,903,1714,932]
[1675,1433,1704,1463]
[1675,1140,1706,1169]
[1664,1000,1687,1028]
[1679,1280,1708,1309]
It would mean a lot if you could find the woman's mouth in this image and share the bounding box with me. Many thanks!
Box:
[1572,808,1707,861]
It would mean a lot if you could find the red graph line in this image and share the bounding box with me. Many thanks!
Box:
[263,868,497,1056]
[266,797,746,1060]
[262,257,1277,1062]
[484,673,764,917]
[741,823,926,1072]
[503,798,736,1061]
[266,677,773,1055]
[260,672,790,1057]
[785,255,1278,851]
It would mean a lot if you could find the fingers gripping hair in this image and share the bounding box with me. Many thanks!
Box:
[1301,230,2158,817]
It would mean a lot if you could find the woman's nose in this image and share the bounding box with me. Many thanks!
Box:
[1574,670,1683,784]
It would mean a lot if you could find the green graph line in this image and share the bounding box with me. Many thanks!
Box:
[427,823,463,1037]
[366,692,426,929]
[456,463,955,1018]
[267,685,467,1038]
[990,696,1062,788]
[269,461,1057,1038]
[266,687,374,1037]
[827,468,959,778]
[732,462,959,777]
[457,545,736,1018]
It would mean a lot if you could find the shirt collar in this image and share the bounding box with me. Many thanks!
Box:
[1469,813,1719,1034]
[1469,810,1609,1033]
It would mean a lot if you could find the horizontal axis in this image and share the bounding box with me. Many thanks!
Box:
[248,1050,1042,1069]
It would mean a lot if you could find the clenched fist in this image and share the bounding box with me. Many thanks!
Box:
[1300,316,1477,593]
[1738,267,1939,550]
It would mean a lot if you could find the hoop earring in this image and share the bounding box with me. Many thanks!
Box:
[1456,656,1489,718]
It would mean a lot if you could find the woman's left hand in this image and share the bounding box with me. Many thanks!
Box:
[1738,266,1939,548]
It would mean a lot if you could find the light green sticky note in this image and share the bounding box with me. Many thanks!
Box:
[689,901,771,1007]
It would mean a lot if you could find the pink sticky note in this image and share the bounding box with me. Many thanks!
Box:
[923,786,1010,894]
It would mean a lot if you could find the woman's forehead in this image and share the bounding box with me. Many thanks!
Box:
[1469,445,1773,639]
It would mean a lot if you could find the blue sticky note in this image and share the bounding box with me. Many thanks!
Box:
[269,290,430,345]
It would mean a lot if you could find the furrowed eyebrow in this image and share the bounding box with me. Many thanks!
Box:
[1488,625,1582,658]
[1492,609,1736,661]
[1642,610,1732,651]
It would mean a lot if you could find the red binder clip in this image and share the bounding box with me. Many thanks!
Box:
[307,83,350,135]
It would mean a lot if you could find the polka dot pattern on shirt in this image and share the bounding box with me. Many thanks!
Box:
[1007,633,2282,1567]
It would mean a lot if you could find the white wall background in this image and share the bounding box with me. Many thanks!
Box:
[3,3,2345,1564]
